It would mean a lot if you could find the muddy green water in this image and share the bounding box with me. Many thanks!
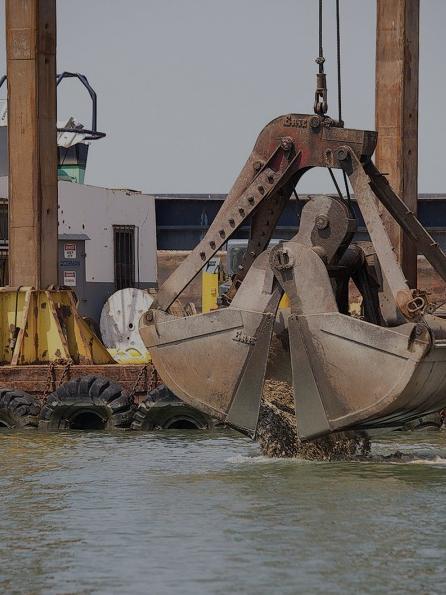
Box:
[0,430,446,595]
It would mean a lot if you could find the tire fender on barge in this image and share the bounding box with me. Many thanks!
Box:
[38,375,135,431]
[0,389,40,429]
[131,384,214,431]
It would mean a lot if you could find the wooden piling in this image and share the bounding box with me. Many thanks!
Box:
[375,0,420,288]
[6,0,58,288]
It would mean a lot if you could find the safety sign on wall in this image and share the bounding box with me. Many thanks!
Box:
[64,242,77,259]
[63,271,77,287]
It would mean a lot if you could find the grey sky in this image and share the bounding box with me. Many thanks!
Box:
[0,0,444,194]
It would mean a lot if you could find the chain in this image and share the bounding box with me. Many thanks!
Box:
[128,365,148,399]
[149,365,159,391]
[42,361,57,401]
[41,360,160,403]
[127,364,161,401]
[59,358,73,385]
[41,358,73,402]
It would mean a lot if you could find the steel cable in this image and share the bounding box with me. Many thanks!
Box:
[336,0,342,124]
[318,0,324,74]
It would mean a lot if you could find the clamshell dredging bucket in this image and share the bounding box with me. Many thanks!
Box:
[288,312,446,439]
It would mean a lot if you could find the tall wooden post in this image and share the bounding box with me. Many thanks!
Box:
[6,0,58,288]
[375,0,419,288]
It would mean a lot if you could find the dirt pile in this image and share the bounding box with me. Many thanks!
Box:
[258,379,370,460]
[257,334,370,460]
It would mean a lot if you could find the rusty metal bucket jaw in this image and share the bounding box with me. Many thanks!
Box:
[140,251,283,435]
[270,241,446,440]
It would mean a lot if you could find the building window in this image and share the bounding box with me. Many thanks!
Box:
[113,225,135,289]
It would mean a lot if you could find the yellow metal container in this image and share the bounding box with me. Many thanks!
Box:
[0,287,113,365]
[202,257,221,313]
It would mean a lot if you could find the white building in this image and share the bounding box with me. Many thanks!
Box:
[0,176,157,323]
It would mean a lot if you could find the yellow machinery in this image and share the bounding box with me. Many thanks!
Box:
[0,287,113,365]
[202,254,289,314]
[201,258,221,313]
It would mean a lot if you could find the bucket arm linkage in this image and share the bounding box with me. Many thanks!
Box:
[153,114,376,312]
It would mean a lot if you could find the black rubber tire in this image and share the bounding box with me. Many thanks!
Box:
[131,384,213,431]
[0,389,40,429]
[38,375,135,431]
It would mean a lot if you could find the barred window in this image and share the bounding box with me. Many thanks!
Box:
[113,225,135,289]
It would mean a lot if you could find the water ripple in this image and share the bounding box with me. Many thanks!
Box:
[0,429,445,594]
